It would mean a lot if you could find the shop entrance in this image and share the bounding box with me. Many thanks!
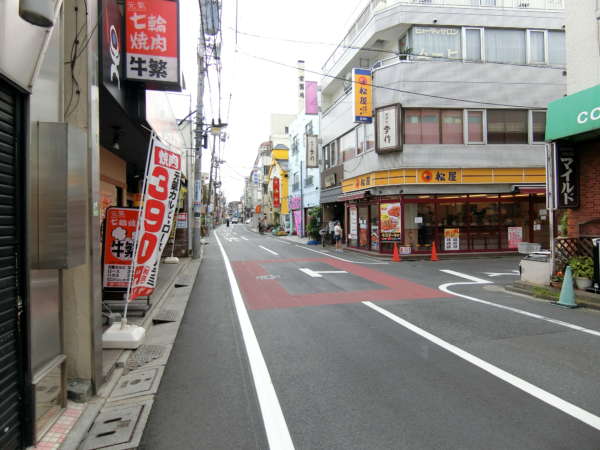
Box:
[0,79,27,449]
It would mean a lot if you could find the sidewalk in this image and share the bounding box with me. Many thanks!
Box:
[507,280,600,310]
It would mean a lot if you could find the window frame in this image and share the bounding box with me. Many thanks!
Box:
[464,109,486,145]
[529,109,547,144]
[526,29,548,65]
[462,27,485,62]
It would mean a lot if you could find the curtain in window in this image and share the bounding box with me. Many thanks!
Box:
[467,111,484,143]
[465,29,482,61]
[404,110,422,144]
[422,110,440,144]
[442,110,463,144]
[529,31,545,63]
[410,26,461,59]
[548,31,566,65]
[485,29,526,64]
[487,110,528,144]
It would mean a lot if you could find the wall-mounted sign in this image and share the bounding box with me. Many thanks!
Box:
[305,81,318,115]
[555,145,579,208]
[101,0,125,107]
[103,207,139,288]
[273,177,280,208]
[418,169,461,184]
[380,203,402,242]
[376,104,401,153]
[324,173,337,188]
[306,135,319,168]
[444,228,460,251]
[352,68,372,124]
[125,0,181,89]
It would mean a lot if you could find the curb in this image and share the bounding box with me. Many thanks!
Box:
[506,281,600,311]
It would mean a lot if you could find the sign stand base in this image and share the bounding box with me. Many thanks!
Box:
[102,320,146,349]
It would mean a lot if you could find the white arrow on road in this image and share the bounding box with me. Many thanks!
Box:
[299,268,348,278]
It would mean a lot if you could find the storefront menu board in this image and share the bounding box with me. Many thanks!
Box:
[349,207,358,240]
[444,228,460,251]
[103,207,140,288]
[508,226,523,249]
[380,203,402,241]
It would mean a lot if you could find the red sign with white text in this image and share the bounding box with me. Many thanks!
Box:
[125,0,179,85]
[273,177,280,209]
[129,139,181,301]
[103,208,139,288]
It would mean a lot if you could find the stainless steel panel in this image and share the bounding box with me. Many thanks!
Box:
[30,270,61,373]
[34,122,86,269]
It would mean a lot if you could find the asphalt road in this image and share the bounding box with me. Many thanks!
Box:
[140,224,600,449]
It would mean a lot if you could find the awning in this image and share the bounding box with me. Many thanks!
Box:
[546,83,600,141]
[337,190,370,202]
[516,186,545,194]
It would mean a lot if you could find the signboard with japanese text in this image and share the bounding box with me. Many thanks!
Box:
[306,135,319,168]
[380,203,402,241]
[176,212,188,228]
[125,0,180,89]
[352,68,372,123]
[418,169,461,184]
[507,226,523,249]
[444,228,460,251]
[376,104,401,153]
[103,207,139,288]
[129,138,182,301]
[101,0,125,107]
[349,207,358,240]
[305,81,318,115]
[273,177,280,209]
[555,145,579,208]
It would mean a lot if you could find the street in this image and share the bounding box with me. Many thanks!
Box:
[140,225,600,449]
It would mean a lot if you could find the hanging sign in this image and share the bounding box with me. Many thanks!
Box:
[125,0,181,89]
[352,68,373,123]
[305,81,318,115]
[555,145,579,208]
[444,228,460,251]
[129,137,182,301]
[380,203,402,241]
[103,207,139,288]
[273,177,281,208]
[376,104,401,153]
[306,135,319,168]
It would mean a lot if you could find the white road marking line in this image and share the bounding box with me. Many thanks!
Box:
[439,269,600,338]
[259,245,279,256]
[241,236,249,241]
[294,245,388,265]
[215,234,295,450]
[363,301,600,432]
[484,271,520,277]
[298,268,348,278]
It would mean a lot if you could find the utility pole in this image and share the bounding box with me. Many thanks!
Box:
[206,134,217,230]
[192,38,205,259]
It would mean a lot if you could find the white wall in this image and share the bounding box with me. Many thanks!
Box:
[566,0,600,94]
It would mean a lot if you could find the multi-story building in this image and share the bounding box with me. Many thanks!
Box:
[320,0,565,255]
[266,145,290,228]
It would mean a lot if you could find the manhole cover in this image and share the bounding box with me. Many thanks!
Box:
[125,345,167,371]
[152,309,179,324]
[81,399,152,450]
[109,367,164,401]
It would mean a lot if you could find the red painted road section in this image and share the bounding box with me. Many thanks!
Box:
[232,258,451,310]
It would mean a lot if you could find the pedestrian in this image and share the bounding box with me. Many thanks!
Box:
[328,219,335,245]
[334,221,343,251]
[226,218,230,227]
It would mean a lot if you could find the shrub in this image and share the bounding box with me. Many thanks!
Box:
[568,256,594,279]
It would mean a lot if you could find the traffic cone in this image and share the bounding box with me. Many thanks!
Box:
[430,242,439,261]
[557,266,578,308]
[392,243,401,262]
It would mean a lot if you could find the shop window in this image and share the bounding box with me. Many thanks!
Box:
[527,30,547,64]
[486,109,528,144]
[464,28,483,62]
[531,110,547,143]
[466,110,485,144]
[485,29,526,64]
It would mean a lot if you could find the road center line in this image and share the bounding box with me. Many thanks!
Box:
[214,234,294,450]
[259,245,279,256]
[439,269,600,338]
[363,301,600,432]
[294,245,388,265]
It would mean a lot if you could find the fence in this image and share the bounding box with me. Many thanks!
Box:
[554,236,598,270]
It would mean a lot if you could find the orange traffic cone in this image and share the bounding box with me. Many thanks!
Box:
[430,242,439,261]
[392,243,401,262]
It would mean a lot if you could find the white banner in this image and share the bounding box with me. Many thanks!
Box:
[129,137,182,301]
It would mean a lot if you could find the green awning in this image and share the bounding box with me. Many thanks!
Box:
[546,83,600,141]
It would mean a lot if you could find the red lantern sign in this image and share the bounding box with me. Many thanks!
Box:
[273,177,280,209]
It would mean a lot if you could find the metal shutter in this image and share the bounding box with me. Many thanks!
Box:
[0,82,23,450]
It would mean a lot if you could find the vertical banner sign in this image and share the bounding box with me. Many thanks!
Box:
[444,228,460,251]
[306,135,318,168]
[349,207,358,240]
[103,208,139,288]
[305,81,318,115]
[555,145,579,208]
[125,0,180,86]
[129,138,182,301]
[352,68,373,124]
[376,104,401,153]
[380,203,402,241]
[273,177,281,208]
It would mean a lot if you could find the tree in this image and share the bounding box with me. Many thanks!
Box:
[306,207,322,241]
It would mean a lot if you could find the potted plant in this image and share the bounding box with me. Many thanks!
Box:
[568,256,594,289]
[306,207,322,245]
[550,270,563,289]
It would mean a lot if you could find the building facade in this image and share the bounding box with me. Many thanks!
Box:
[320,0,565,254]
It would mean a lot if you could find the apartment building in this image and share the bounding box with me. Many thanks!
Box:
[319,0,565,254]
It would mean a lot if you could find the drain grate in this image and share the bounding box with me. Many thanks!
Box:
[125,345,167,371]
[81,399,153,450]
[109,367,164,401]
[152,309,179,324]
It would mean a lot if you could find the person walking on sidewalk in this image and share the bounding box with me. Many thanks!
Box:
[334,221,343,251]
[328,219,335,245]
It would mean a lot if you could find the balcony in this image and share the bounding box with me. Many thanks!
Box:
[321,0,564,77]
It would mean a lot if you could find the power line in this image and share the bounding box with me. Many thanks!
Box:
[236,49,544,109]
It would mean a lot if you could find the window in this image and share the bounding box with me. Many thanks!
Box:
[323,145,330,170]
[330,140,337,166]
[531,111,547,143]
[487,110,528,144]
[548,31,566,65]
[340,129,357,161]
[410,26,461,59]
[404,109,462,144]
[464,28,483,62]
[365,122,375,152]
[466,110,485,144]
[527,30,547,64]
[305,120,313,135]
[485,29,526,64]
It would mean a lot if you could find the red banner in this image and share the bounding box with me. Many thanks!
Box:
[273,177,280,209]
[103,207,139,288]
[129,138,182,301]
[125,0,179,85]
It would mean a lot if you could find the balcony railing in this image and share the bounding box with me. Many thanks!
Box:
[321,0,564,76]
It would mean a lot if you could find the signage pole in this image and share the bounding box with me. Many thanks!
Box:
[193,38,206,259]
